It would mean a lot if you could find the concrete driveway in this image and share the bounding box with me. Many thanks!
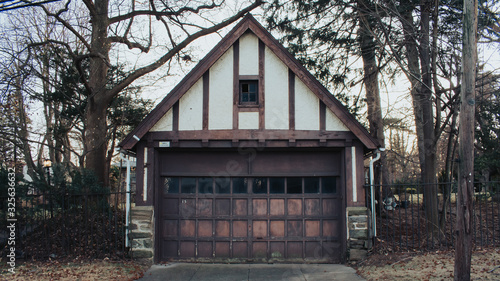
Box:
[138,263,365,281]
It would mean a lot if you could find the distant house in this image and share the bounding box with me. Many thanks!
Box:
[120,14,379,263]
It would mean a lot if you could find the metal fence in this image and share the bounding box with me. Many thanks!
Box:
[0,190,130,260]
[368,181,500,253]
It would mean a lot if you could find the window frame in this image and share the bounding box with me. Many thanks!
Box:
[238,80,259,106]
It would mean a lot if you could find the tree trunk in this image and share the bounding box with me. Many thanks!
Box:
[400,1,439,238]
[420,0,439,241]
[84,0,112,186]
[454,0,477,279]
[84,99,109,187]
[357,0,391,199]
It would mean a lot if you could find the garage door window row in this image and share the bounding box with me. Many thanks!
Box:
[164,177,338,195]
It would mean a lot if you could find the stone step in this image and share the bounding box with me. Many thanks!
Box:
[131,249,153,259]
[129,232,152,239]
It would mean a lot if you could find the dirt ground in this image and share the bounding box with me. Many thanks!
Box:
[1,249,499,280]
[0,258,149,281]
[355,248,500,281]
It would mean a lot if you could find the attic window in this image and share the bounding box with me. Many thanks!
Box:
[239,80,258,105]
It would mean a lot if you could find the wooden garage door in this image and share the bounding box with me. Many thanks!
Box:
[158,176,342,262]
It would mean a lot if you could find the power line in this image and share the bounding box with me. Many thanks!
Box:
[0,0,61,12]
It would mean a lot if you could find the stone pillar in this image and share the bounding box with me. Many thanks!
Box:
[129,206,154,259]
[346,206,372,261]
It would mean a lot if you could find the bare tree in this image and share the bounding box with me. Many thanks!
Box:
[14,0,262,186]
[454,0,478,279]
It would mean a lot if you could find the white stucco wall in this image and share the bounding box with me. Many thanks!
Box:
[150,108,173,132]
[264,46,289,130]
[238,112,259,129]
[239,32,259,76]
[209,47,233,130]
[179,78,203,130]
[326,107,349,131]
[295,78,320,130]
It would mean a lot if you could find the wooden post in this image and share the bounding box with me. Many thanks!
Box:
[454,0,477,280]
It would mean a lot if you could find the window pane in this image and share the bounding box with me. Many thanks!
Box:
[287,178,302,194]
[322,177,337,194]
[252,178,267,194]
[269,178,285,194]
[249,93,256,102]
[249,83,257,92]
[233,178,248,193]
[181,178,196,193]
[242,83,249,92]
[215,177,230,194]
[199,177,213,194]
[304,177,320,193]
[164,177,179,194]
[241,93,249,102]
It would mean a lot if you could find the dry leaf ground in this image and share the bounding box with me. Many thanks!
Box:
[355,248,500,280]
[0,258,148,281]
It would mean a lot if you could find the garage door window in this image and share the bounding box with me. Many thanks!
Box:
[232,177,248,193]
[269,178,285,194]
[304,177,320,193]
[164,177,179,194]
[181,177,196,193]
[163,176,338,195]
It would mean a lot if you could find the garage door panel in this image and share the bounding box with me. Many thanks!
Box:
[180,241,195,257]
[305,220,320,237]
[287,220,303,237]
[323,220,339,237]
[215,199,230,216]
[270,220,285,237]
[198,242,213,258]
[322,199,339,216]
[163,198,179,215]
[180,220,196,237]
[252,199,267,216]
[322,242,342,262]
[252,220,267,238]
[163,220,178,237]
[162,241,178,259]
[305,199,320,216]
[159,174,343,263]
[287,199,302,216]
[270,199,285,216]
[215,220,230,237]
[287,242,303,258]
[233,242,248,258]
[180,199,196,218]
[198,220,213,237]
[305,241,322,258]
[233,199,248,216]
[270,242,285,259]
[252,242,267,258]
[197,199,213,216]
[233,220,248,237]
[215,242,230,257]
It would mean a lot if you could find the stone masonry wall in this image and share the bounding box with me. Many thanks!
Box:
[129,206,154,259]
[347,207,372,261]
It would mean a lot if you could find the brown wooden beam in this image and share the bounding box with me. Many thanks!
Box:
[259,39,265,130]
[148,130,355,141]
[203,71,209,130]
[288,69,295,130]
[233,39,240,130]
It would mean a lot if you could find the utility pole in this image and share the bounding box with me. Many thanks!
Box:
[454,0,477,280]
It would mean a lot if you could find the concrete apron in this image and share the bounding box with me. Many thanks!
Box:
[138,263,365,281]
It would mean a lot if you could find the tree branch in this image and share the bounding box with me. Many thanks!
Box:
[105,0,262,100]
[109,1,223,24]
[38,0,92,51]
[108,36,150,52]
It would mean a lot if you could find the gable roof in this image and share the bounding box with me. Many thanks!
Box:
[120,14,379,150]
